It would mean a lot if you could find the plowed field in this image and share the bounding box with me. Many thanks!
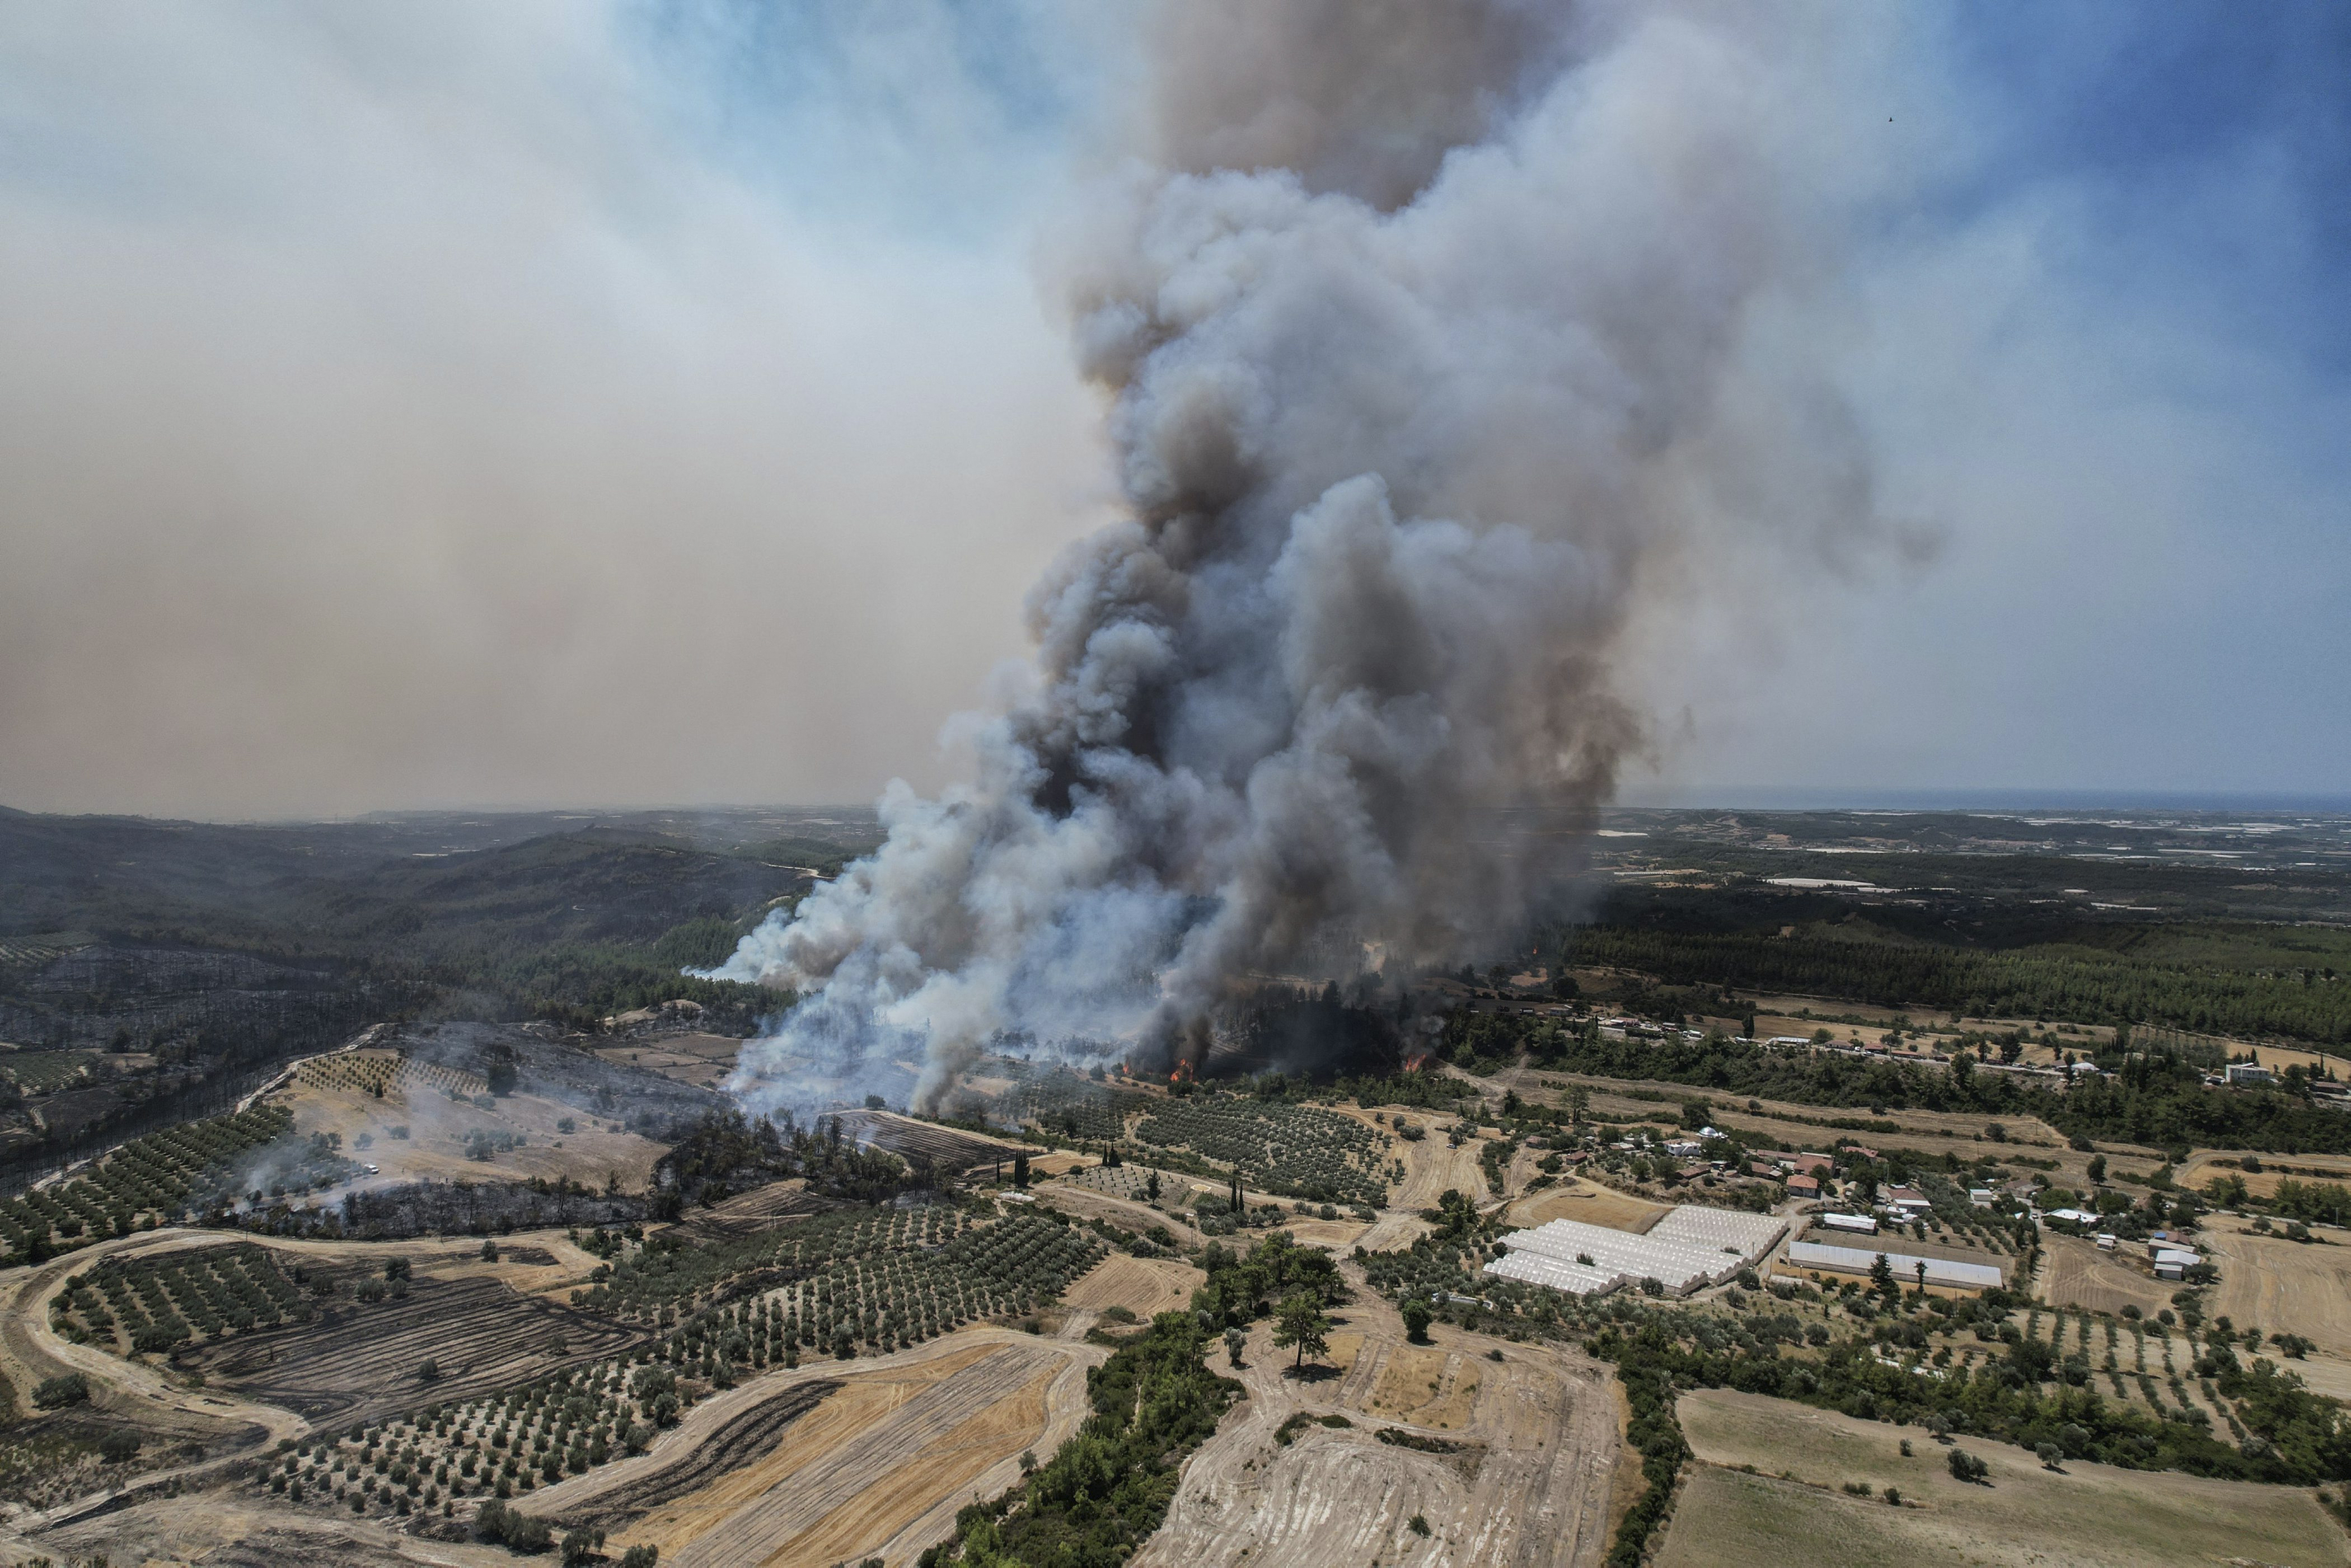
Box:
[182,1273,644,1424]
[538,1331,1103,1568]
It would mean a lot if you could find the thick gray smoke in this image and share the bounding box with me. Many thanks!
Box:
[707,2,1900,1110]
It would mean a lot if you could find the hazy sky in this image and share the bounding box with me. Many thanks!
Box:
[2,2,2344,820]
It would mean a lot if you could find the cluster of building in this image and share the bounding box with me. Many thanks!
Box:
[1483,1205,1788,1298]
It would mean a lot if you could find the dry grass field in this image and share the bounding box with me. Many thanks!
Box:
[2180,1150,2351,1200]
[1663,1387,2347,1568]
[2036,1234,2173,1317]
[539,1330,1102,1568]
[2203,1219,2351,1357]
[1059,1253,1205,1318]
[1505,1177,1667,1233]
[1360,1113,1491,1210]
[594,1033,743,1091]
[279,1066,666,1194]
[1133,1281,1622,1568]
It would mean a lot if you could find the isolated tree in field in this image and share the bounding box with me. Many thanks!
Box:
[1225,1327,1247,1368]
[1146,1170,1161,1201]
[485,1057,518,1096]
[1400,1298,1433,1343]
[1273,1292,1331,1369]
[1011,1153,1030,1188]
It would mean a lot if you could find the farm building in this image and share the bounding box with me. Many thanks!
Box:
[1786,1174,1820,1198]
[1783,1241,2004,1291]
[1484,1206,1787,1298]
[1821,1212,1878,1235]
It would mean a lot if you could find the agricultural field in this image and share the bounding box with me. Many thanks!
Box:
[998,1065,1144,1143]
[277,1051,667,1194]
[2201,1218,2351,1361]
[594,1033,745,1093]
[1132,1093,1393,1208]
[543,1332,1103,1568]
[1059,1254,1205,1320]
[1059,1160,1219,1211]
[51,1241,311,1353]
[0,1049,99,1093]
[570,1204,1106,1345]
[1661,1387,2347,1568]
[189,1270,645,1426]
[0,1104,295,1261]
[2035,1234,2175,1318]
[1505,1176,1666,1233]
[230,1201,1121,1543]
[1131,1287,1623,1568]
[826,1108,1027,1175]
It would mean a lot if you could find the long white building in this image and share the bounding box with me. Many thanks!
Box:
[1483,1206,1788,1298]
[1783,1240,2004,1290]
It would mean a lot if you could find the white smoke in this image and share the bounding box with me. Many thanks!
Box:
[706,2,1918,1110]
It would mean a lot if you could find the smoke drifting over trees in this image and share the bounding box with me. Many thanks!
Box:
[709,1,1918,1107]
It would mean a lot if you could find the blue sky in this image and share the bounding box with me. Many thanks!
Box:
[0,2,2341,816]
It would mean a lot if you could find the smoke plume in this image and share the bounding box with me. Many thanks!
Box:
[709,1,1900,1109]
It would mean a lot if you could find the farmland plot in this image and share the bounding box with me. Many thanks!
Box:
[1059,1253,1205,1318]
[1134,1094,1391,1207]
[2202,1220,2351,1360]
[826,1109,1026,1174]
[998,1065,1142,1143]
[185,1273,644,1424]
[1136,1298,1621,1568]
[2036,1234,2174,1318]
[1662,1387,2347,1568]
[55,1242,311,1353]
[1,1104,293,1260]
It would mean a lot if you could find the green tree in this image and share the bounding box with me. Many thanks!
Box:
[1400,1298,1434,1342]
[1273,1292,1331,1370]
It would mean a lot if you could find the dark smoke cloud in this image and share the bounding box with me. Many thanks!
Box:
[713,1,1914,1109]
[1148,0,1566,210]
